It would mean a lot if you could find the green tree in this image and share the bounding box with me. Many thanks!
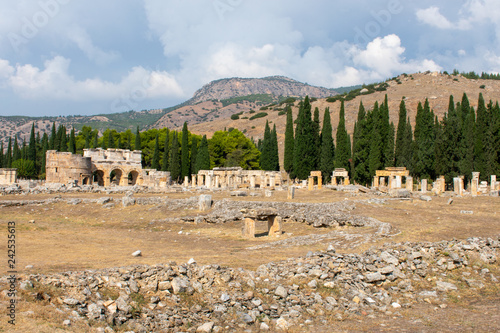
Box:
[12,159,36,178]
[135,126,141,151]
[270,124,279,171]
[0,142,3,168]
[195,135,210,171]
[412,99,436,179]
[283,105,294,174]
[40,133,49,175]
[28,123,37,163]
[169,131,181,182]
[319,107,334,183]
[162,129,170,172]
[181,122,190,178]
[6,138,12,168]
[474,93,487,179]
[395,99,411,167]
[293,96,315,179]
[260,121,272,170]
[312,106,321,169]
[50,122,57,150]
[209,129,260,169]
[353,101,371,184]
[69,128,76,154]
[190,136,198,175]
[334,100,351,171]
[13,137,20,161]
[152,133,160,170]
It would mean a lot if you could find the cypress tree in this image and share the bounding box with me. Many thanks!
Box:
[6,138,12,168]
[484,101,500,177]
[69,128,76,154]
[0,142,3,168]
[85,131,91,149]
[395,99,408,167]
[57,125,67,152]
[379,95,391,167]
[474,93,487,179]
[152,133,160,170]
[353,101,371,184]
[107,130,115,149]
[412,99,436,179]
[271,124,279,171]
[162,129,170,172]
[260,121,272,170]
[195,135,210,172]
[50,122,56,150]
[334,100,351,171]
[28,123,36,163]
[13,137,20,161]
[293,96,315,179]
[312,107,321,169]
[385,122,395,167]
[41,133,49,175]
[458,93,474,182]
[319,107,334,183]
[135,126,141,151]
[169,132,181,182]
[93,132,98,149]
[181,122,190,178]
[190,136,198,175]
[283,105,294,174]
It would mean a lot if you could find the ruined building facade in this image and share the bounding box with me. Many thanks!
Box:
[46,149,170,187]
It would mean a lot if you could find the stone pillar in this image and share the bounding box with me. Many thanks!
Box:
[198,174,203,187]
[242,217,256,238]
[250,175,256,188]
[269,175,275,189]
[206,175,212,188]
[104,175,111,187]
[439,176,445,193]
[287,186,295,199]
[453,177,464,196]
[192,175,197,187]
[184,176,189,187]
[215,175,220,188]
[268,216,282,237]
[421,179,427,193]
[198,195,212,211]
[405,176,413,191]
[395,176,402,189]
[344,177,350,186]
[261,175,267,188]
[317,177,322,190]
[332,176,337,186]
[380,177,386,187]
[491,175,497,192]
[388,176,394,189]
[308,176,314,191]
[373,176,379,188]
[471,178,479,197]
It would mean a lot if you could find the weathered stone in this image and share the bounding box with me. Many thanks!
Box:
[63,298,80,306]
[131,250,142,257]
[172,277,192,295]
[274,286,288,299]
[199,195,212,211]
[197,321,215,333]
[436,281,457,292]
[122,196,136,207]
[365,272,386,283]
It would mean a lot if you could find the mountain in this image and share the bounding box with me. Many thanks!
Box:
[0,76,338,145]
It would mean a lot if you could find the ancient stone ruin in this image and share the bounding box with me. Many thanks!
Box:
[0,168,17,185]
[193,167,284,189]
[45,148,170,187]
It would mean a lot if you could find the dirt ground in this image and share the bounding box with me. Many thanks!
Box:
[0,188,499,332]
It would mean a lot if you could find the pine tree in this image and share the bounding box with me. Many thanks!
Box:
[293,96,315,179]
[283,105,294,174]
[152,133,160,170]
[260,121,272,170]
[319,107,334,183]
[384,122,395,167]
[169,132,181,182]
[334,100,351,171]
[162,129,170,172]
[195,135,210,172]
[270,124,279,171]
[13,137,20,161]
[41,133,49,175]
[412,100,436,179]
[69,128,76,154]
[50,122,57,150]
[28,123,36,163]
[135,126,141,151]
[107,130,115,149]
[93,133,98,149]
[181,122,190,178]
[190,136,198,175]
[84,131,91,149]
[0,142,3,168]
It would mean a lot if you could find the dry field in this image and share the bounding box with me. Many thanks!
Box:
[0,188,499,332]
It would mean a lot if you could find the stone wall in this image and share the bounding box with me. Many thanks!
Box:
[0,168,17,185]
[46,150,93,185]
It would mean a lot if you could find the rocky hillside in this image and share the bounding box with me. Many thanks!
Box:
[188,76,336,104]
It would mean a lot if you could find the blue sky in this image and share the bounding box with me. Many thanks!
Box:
[0,0,498,117]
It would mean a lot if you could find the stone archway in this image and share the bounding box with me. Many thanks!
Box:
[93,170,105,186]
[110,168,124,186]
[128,170,139,185]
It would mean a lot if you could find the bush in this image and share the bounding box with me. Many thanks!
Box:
[278,110,287,116]
[249,110,256,114]
[249,112,268,120]
[480,84,486,89]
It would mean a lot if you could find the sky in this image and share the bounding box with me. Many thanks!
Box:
[0,0,499,117]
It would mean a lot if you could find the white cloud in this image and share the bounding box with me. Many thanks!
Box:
[416,6,455,29]
[66,26,119,65]
[7,56,184,102]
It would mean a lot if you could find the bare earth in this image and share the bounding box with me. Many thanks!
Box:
[0,188,499,332]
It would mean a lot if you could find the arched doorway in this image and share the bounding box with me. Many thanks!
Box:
[92,170,105,186]
[128,170,139,185]
[110,169,123,185]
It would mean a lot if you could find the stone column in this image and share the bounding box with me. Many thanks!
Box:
[269,175,275,189]
[198,174,203,187]
[421,179,427,193]
[192,175,197,187]
[250,175,256,188]
[206,175,212,188]
[405,176,413,191]
[184,176,189,187]
[332,175,337,186]
[268,216,282,237]
[104,174,111,187]
[308,176,314,190]
[344,177,350,186]
[380,177,386,187]
[317,176,322,190]
[287,186,295,199]
[242,217,256,238]
[439,176,446,193]
[388,176,394,189]
[215,175,220,188]
[395,176,402,189]
[373,176,379,188]
[491,175,497,192]
[471,178,479,197]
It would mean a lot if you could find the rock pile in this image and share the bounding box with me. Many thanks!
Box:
[6,236,498,332]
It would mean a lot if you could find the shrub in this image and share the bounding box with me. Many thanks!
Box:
[249,112,268,120]
[278,110,287,116]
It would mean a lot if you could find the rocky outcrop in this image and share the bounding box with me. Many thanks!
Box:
[6,236,498,332]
